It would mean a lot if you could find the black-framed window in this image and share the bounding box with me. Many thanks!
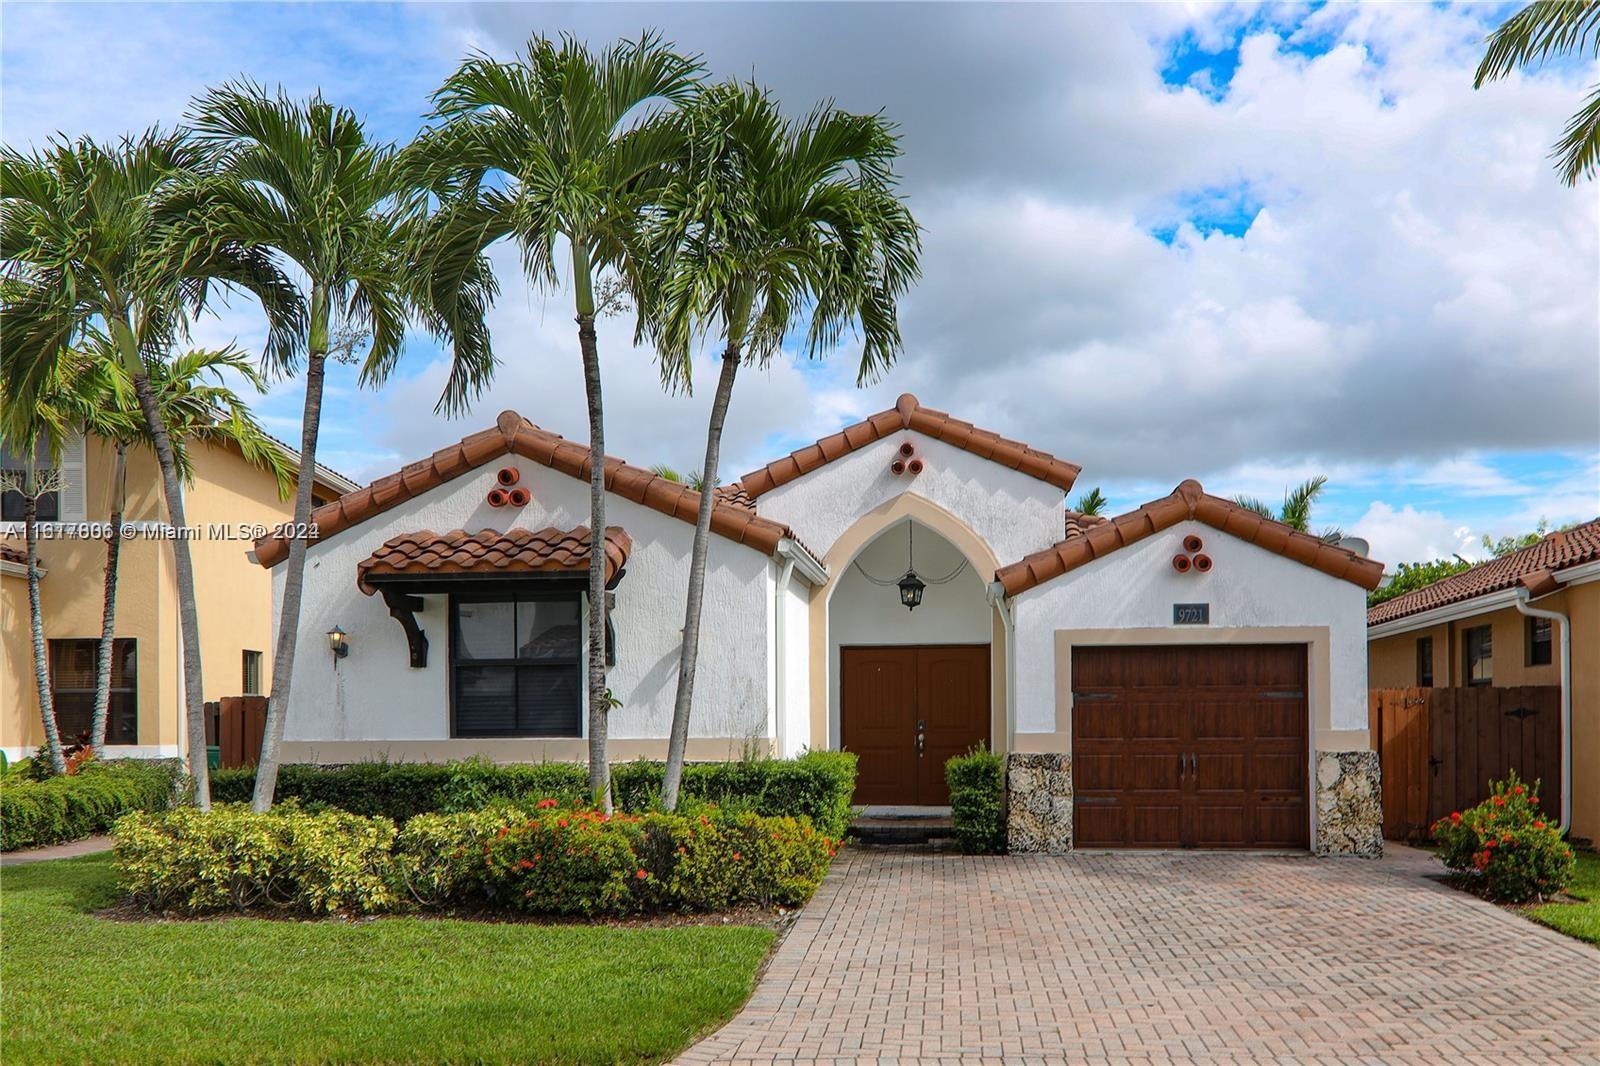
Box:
[1416,636,1434,687]
[242,650,263,695]
[1526,617,1553,667]
[1464,625,1492,687]
[451,593,582,737]
[48,639,137,744]
[1,440,59,522]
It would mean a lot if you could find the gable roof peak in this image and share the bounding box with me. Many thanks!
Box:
[894,392,919,424]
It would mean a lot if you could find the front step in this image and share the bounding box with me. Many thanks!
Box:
[849,806,954,846]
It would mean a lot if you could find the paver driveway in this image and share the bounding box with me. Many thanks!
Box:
[679,846,1600,1063]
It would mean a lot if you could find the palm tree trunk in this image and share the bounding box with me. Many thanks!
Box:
[255,340,328,813]
[116,317,210,807]
[662,345,742,810]
[23,471,67,775]
[89,441,127,755]
[573,247,611,809]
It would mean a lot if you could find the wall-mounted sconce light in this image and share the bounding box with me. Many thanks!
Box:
[327,625,350,661]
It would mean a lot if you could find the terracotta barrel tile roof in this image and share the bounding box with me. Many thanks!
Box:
[736,393,1082,499]
[1063,509,1110,541]
[253,411,795,568]
[0,544,28,566]
[1367,518,1600,627]
[357,526,631,594]
[997,479,1385,597]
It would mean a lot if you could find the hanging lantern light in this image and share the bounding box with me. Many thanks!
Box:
[898,523,926,610]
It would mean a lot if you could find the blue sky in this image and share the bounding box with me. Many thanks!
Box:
[3,1,1596,566]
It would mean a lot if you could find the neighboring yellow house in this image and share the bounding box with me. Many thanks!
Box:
[1367,518,1600,843]
[1,433,357,759]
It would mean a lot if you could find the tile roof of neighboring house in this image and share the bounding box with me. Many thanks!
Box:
[1367,518,1600,627]
[253,411,797,568]
[0,544,27,566]
[734,393,1082,500]
[713,483,758,513]
[997,479,1385,597]
[1063,509,1109,540]
[357,526,632,595]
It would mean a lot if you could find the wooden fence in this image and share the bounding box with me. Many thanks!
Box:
[203,696,268,770]
[1368,686,1562,842]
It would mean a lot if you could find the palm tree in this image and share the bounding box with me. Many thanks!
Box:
[1477,0,1600,185]
[85,345,293,754]
[1072,487,1108,516]
[1,131,300,806]
[0,349,113,774]
[176,82,496,811]
[1234,476,1342,542]
[411,33,704,804]
[647,81,921,809]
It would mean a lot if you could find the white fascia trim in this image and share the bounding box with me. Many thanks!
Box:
[1368,558,1600,640]
[0,560,37,578]
[778,538,828,586]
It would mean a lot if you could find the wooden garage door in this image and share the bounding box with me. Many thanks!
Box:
[1071,645,1309,849]
[841,645,990,806]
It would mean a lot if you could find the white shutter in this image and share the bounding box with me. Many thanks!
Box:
[56,434,87,522]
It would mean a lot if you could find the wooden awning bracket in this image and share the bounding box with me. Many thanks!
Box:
[379,587,429,668]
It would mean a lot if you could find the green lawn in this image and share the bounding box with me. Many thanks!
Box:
[0,854,773,1064]
[1529,848,1600,946]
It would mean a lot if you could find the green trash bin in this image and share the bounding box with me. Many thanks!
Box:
[207,745,221,770]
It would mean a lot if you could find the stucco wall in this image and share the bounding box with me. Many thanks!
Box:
[778,572,811,757]
[1369,605,1563,690]
[273,456,775,750]
[1012,520,1371,737]
[752,433,1064,567]
[826,519,992,744]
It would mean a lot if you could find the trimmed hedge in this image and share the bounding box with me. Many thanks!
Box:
[210,759,590,821]
[946,746,1006,854]
[0,760,185,851]
[116,801,841,916]
[612,751,858,838]
[212,752,858,837]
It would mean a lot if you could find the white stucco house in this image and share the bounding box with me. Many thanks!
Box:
[255,394,1386,854]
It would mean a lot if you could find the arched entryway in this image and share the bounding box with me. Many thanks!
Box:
[815,496,1005,805]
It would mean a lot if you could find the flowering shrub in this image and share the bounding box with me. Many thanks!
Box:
[1432,772,1576,903]
[116,801,835,917]
[115,804,397,914]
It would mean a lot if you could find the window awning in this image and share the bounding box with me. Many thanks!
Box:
[356,526,632,595]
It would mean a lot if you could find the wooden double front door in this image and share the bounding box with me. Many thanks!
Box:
[1072,645,1310,850]
[841,645,990,806]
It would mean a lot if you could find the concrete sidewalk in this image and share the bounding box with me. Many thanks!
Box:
[0,835,113,867]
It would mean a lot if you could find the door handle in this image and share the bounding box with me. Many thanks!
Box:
[1187,753,1197,778]
[916,732,925,756]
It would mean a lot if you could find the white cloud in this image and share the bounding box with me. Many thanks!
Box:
[1350,501,1481,566]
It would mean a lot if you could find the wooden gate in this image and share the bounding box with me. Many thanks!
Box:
[203,696,268,769]
[1368,686,1562,841]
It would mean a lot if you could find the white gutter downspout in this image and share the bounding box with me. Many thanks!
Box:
[1515,574,1571,833]
[988,581,1017,752]
[773,558,795,758]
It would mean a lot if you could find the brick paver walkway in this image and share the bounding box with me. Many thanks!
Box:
[679,847,1600,1063]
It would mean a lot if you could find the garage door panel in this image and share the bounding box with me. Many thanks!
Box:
[1071,645,1309,850]
[1130,804,1183,847]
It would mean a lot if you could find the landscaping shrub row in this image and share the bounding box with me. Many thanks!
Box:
[211,751,858,837]
[115,801,841,916]
[945,746,1006,854]
[0,760,186,851]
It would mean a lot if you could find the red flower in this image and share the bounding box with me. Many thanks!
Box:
[732,852,743,861]
[536,798,559,809]
[1450,812,1462,824]
[1513,785,1525,795]
[635,869,649,880]
[1531,796,1540,805]
[1533,820,1546,829]
[557,818,569,828]
[1485,838,1497,849]
[519,859,534,870]
[1493,796,1506,807]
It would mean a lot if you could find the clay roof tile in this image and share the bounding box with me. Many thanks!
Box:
[996,481,1385,597]
[356,526,633,595]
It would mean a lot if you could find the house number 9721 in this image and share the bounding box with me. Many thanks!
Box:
[1173,603,1210,625]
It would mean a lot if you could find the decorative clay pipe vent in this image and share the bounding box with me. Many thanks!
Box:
[507,486,531,507]
[1171,554,1192,574]
[890,459,907,476]
[898,441,916,458]
[907,458,924,475]
[1192,553,1213,573]
[1183,534,1204,553]
[497,467,521,487]
[486,487,509,507]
